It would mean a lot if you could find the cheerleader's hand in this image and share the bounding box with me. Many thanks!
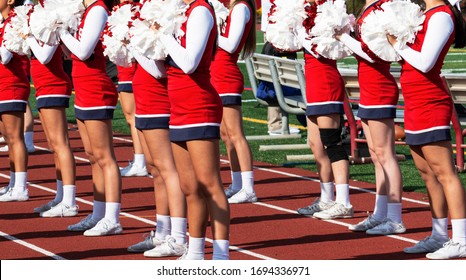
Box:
[387,34,397,46]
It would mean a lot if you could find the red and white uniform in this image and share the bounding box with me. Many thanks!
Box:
[211,1,253,105]
[395,5,455,145]
[60,0,118,120]
[161,0,222,142]
[340,0,399,119]
[117,64,136,93]
[0,15,30,113]
[26,38,72,109]
[131,51,169,130]
[304,52,345,116]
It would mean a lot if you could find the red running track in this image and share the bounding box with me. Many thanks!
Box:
[0,120,439,260]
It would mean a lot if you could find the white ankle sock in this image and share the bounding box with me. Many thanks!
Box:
[13,172,27,192]
[155,214,171,240]
[231,171,242,192]
[320,182,334,203]
[373,194,388,221]
[170,217,187,245]
[451,218,466,245]
[431,217,449,240]
[335,184,350,207]
[54,180,63,203]
[104,202,121,224]
[212,240,229,260]
[186,237,205,260]
[387,203,402,224]
[62,185,76,206]
[241,171,254,193]
[92,200,106,221]
[133,154,145,167]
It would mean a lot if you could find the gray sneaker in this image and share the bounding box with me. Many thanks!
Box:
[366,219,406,235]
[0,186,11,196]
[67,215,99,232]
[426,240,466,260]
[348,215,383,231]
[297,198,334,216]
[404,236,448,254]
[313,203,354,219]
[224,185,240,199]
[34,200,59,213]
[144,236,186,258]
[127,231,164,253]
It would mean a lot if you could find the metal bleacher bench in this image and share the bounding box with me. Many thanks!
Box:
[245,53,466,170]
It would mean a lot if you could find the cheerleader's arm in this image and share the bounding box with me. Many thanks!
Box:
[218,3,250,53]
[58,6,108,61]
[339,33,374,63]
[394,12,453,73]
[160,6,214,74]
[0,45,13,64]
[26,37,58,64]
[131,49,166,78]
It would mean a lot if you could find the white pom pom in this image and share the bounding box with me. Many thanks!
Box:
[103,3,139,67]
[265,0,307,51]
[29,0,85,45]
[3,5,33,56]
[361,0,425,62]
[309,0,354,59]
[129,0,188,60]
[208,0,229,33]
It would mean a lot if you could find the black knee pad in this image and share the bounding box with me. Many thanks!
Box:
[319,128,348,163]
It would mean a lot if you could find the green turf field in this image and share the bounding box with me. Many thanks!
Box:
[27,30,466,194]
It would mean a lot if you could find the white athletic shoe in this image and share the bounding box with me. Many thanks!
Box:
[224,184,240,199]
[127,231,164,253]
[228,189,258,204]
[348,214,384,232]
[34,200,59,213]
[67,215,100,232]
[313,203,353,219]
[404,236,448,254]
[144,236,186,258]
[297,198,334,216]
[426,240,466,260]
[366,219,406,235]
[40,202,78,217]
[83,218,123,236]
[120,161,148,177]
[0,144,35,153]
[0,188,29,202]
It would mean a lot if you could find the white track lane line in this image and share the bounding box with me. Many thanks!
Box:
[0,230,66,260]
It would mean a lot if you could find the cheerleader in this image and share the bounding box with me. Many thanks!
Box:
[335,0,405,235]
[125,49,187,257]
[210,0,256,204]
[116,62,148,177]
[387,0,466,259]
[160,0,230,260]
[0,0,30,202]
[296,0,353,219]
[23,0,78,217]
[116,19,148,177]
[57,0,123,236]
